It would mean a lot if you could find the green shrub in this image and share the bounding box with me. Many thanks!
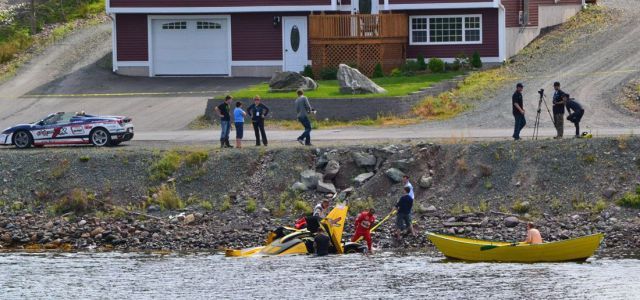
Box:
[55,188,91,214]
[417,53,427,70]
[349,197,375,216]
[184,150,209,168]
[220,196,232,212]
[372,63,384,78]
[246,198,257,213]
[448,61,460,72]
[319,67,338,80]
[390,68,402,77]
[401,60,421,73]
[511,200,530,214]
[149,151,182,181]
[454,53,470,71]
[293,200,312,214]
[617,187,640,209]
[428,58,445,73]
[79,156,90,162]
[301,65,314,79]
[471,51,483,68]
[592,199,607,214]
[156,184,184,210]
[200,200,214,211]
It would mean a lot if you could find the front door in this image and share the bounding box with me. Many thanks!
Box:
[283,16,308,72]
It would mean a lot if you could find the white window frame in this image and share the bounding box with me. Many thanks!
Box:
[409,14,483,46]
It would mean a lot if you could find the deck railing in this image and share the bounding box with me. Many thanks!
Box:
[309,13,408,40]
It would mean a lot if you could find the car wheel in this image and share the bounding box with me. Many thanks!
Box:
[90,128,111,147]
[13,130,33,149]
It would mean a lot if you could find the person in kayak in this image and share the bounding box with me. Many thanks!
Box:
[524,222,543,244]
[313,199,330,219]
[351,208,376,254]
[395,186,414,238]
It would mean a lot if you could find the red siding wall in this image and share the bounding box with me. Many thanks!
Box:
[390,0,492,3]
[116,14,148,61]
[111,0,330,7]
[406,8,499,59]
[503,0,583,28]
[231,13,288,61]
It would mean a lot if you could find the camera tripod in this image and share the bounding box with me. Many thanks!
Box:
[532,90,554,140]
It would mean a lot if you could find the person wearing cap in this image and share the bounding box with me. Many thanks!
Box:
[512,83,526,140]
[552,82,566,139]
[564,93,585,138]
[295,89,315,146]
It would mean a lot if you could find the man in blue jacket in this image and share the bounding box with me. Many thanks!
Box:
[564,94,585,138]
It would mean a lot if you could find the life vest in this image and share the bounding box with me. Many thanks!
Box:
[294,217,307,229]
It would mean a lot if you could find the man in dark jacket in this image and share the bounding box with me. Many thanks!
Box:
[552,81,566,139]
[564,94,585,138]
[246,96,270,146]
[214,95,233,148]
[512,83,526,140]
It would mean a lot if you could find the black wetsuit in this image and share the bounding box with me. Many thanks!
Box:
[314,233,330,256]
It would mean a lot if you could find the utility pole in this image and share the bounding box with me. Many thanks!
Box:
[30,0,37,35]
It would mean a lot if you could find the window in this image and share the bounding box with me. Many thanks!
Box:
[410,15,482,45]
[197,21,222,29]
[162,22,187,30]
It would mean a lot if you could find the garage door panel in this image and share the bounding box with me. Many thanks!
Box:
[152,18,229,76]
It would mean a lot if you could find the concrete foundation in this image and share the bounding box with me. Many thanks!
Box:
[116,66,150,77]
[231,66,282,77]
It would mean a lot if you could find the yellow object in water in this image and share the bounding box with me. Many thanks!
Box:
[427,232,604,262]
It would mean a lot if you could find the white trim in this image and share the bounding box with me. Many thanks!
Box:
[147,15,232,77]
[409,14,483,46]
[111,13,117,72]
[498,4,506,62]
[108,5,333,14]
[331,0,337,11]
[388,2,497,10]
[117,61,149,67]
[231,60,283,67]
[384,0,390,11]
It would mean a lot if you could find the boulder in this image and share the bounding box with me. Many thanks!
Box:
[353,172,375,185]
[391,158,414,171]
[324,160,341,180]
[602,188,617,199]
[337,64,386,94]
[300,170,322,189]
[419,176,433,189]
[385,168,405,183]
[425,205,437,213]
[183,214,196,225]
[90,227,105,237]
[504,216,520,228]
[268,71,317,92]
[351,152,376,167]
[291,182,308,192]
[317,181,337,194]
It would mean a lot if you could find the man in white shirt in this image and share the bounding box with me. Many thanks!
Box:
[402,175,414,199]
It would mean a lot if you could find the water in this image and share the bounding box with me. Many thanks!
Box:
[1,252,639,299]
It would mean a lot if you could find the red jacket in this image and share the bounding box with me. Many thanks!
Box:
[355,211,376,232]
[294,217,307,229]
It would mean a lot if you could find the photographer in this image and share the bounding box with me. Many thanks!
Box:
[295,89,315,146]
[512,83,526,141]
[564,94,585,138]
[552,82,566,139]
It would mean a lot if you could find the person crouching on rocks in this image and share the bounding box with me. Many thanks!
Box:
[564,94,585,138]
[351,208,376,254]
[395,186,414,238]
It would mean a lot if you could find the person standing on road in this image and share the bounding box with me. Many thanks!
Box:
[295,89,315,146]
[233,102,246,148]
[564,94,585,138]
[214,95,233,148]
[246,95,270,147]
[512,83,526,140]
[552,82,566,139]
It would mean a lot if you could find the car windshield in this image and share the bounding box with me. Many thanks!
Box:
[41,112,75,125]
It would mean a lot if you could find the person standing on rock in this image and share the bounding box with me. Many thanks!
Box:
[395,186,414,238]
[295,89,315,146]
[552,82,566,139]
[313,199,330,219]
[233,102,247,148]
[512,83,526,141]
[214,95,233,148]
[402,175,415,200]
[246,95,270,146]
[564,94,585,138]
[351,208,376,254]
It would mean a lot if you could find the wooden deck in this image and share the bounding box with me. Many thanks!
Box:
[309,13,408,76]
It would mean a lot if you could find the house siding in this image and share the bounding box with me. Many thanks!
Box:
[405,8,499,59]
[390,0,492,3]
[116,14,148,61]
[231,13,288,61]
[110,0,330,7]
[503,0,583,28]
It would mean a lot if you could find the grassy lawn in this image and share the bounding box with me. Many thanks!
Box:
[231,72,463,99]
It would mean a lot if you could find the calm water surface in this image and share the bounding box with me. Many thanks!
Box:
[1,252,639,299]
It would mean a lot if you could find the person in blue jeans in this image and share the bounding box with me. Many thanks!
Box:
[214,95,233,148]
[233,101,246,148]
[512,83,526,140]
[295,89,315,146]
[395,186,414,239]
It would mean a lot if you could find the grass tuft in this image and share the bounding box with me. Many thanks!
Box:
[155,184,184,210]
[617,187,640,209]
[293,200,312,214]
[245,198,257,213]
[149,151,182,181]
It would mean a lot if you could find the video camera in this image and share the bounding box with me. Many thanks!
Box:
[538,89,544,96]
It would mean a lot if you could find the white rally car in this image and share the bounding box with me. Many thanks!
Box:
[0,112,134,149]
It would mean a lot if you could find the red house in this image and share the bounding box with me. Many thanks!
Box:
[106,0,585,77]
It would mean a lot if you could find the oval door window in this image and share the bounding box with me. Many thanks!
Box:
[291,25,300,52]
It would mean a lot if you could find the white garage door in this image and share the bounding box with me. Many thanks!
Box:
[152,18,229,75]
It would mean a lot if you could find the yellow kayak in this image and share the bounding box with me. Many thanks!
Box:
[427,232,604,262]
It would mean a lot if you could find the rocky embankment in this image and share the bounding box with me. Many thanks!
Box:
[1,137,640,253]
